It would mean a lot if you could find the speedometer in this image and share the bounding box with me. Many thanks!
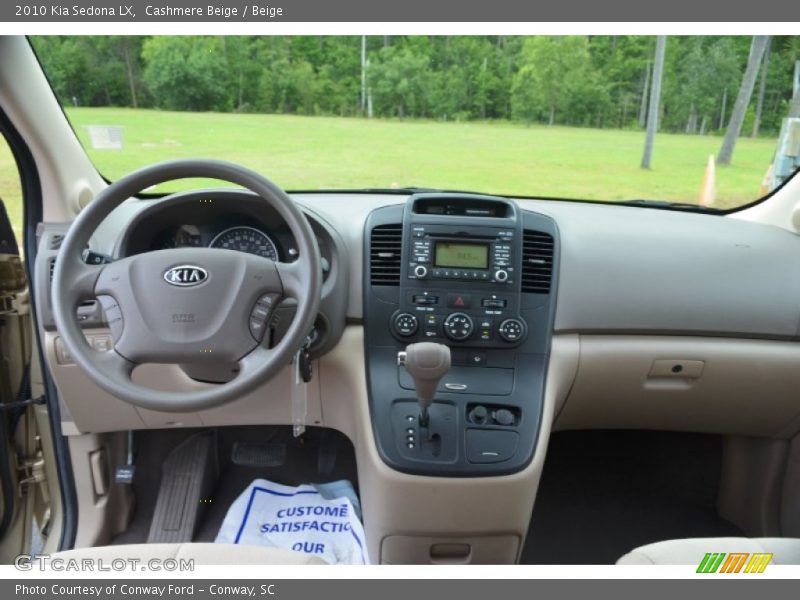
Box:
[209,226,280,260]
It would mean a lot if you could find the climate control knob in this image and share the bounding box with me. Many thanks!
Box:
[494,269,509,283]
[392,313,419,337]
[443,312,474,341]
[498,318,526,343]
[413,265,429,279]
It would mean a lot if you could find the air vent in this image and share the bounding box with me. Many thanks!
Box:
[49,234,64,250]
[521,230,554,294]
[49,257,56,282]
[370,224,403,286]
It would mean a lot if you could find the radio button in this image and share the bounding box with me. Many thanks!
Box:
[413,265,429,279]
[494,269,509,282]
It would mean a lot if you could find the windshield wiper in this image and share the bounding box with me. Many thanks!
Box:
[617,199,721,213]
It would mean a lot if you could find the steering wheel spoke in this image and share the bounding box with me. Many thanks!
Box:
[275,259,307,299]
[238,344,280,375]
[57,254,105,306]
[94,348,136,382]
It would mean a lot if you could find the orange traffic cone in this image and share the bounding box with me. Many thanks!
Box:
[699,155,715,207]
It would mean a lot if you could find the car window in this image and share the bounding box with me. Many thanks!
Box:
[28,35,800,210]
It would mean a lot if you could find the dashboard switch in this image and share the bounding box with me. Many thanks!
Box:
[249,293,279,342]
[412,294,439,305]
[249,318,267,342]
[481,298,507,308]
[447,293,472,309]
[393,313,419,337]
[443,313,474,341]
[498,318,526,343]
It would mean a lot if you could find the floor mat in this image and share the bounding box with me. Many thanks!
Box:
[520,430,744,565]
[111,426,358,546]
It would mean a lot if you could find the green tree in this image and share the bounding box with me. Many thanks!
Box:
[142,37,231,111]
[511,36,598,126]
[370,46,432,119]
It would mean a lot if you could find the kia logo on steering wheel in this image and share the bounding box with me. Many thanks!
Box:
[163,265,208,287]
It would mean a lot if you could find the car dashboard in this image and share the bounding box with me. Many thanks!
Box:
[30,186,800,563]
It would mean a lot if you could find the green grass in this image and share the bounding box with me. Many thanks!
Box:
[0,138,22,245]
[0,107,780,247]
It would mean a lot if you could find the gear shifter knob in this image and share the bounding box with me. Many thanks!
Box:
[397,342,451,426]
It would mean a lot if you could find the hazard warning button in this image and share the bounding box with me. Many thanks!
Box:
[446,293,472,309]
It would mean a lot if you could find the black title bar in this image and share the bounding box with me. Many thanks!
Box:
[2,0,800,22]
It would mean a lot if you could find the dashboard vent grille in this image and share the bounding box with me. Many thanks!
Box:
[370,224,403,286]
[521,230,554,294]
[49,234,64,250]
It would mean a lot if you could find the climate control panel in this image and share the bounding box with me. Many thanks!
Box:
[391,291,527,347]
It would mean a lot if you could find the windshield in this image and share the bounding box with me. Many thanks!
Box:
[31,35,800,209]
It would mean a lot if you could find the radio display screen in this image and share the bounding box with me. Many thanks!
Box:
[434,242,489,269]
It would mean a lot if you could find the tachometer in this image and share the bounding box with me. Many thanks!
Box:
[209,226,279,260]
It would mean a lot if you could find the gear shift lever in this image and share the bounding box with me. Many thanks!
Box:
[397,342,451,426]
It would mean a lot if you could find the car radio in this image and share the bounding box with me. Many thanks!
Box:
[407,226,516,285]
[391,203,527,348]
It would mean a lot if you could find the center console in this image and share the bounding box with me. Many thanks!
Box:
[364,194,559,476]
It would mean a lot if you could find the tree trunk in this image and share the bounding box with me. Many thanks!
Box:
[122,40,138,108]
[638,61,650,128]
[686,104,697,134]
[621,96,628,128]
[641,36,666,169]
[238,70,244,111]
[549,102,556,126]
[719,89,727,130]
[718,36,769,166]
[752,36,771,137]
[700,115,707,135]
[360,35,367,115]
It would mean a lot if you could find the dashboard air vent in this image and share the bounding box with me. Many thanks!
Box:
[521,230,554,294]
[370,224,403,286]
[49,234,64,250]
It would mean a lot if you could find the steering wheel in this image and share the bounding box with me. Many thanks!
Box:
[51,160,322,412]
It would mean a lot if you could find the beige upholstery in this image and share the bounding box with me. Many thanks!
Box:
[54,543,327,565]
[617,537,800,565]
